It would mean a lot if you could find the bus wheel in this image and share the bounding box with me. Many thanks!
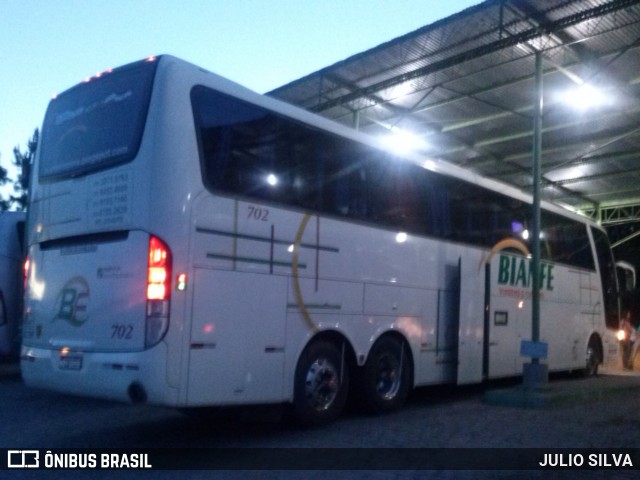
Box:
[584,338,600,377]
[359,336,411,414]
[291,340,348,427]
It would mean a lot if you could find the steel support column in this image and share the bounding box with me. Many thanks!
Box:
[531,52,542,352]
[522,50,549,389]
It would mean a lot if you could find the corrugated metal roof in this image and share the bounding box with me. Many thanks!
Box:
[269,0,640,222]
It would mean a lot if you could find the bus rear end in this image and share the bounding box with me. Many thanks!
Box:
[21,57,178,405]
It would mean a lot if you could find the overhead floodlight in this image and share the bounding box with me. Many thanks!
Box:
[561,83,610,110]
[381,127,427,155]
[266,173,278,186]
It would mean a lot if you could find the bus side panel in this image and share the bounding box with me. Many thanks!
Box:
[483,253,603,378]
[456,251,485,385]
[186,195,297,405]
[187,268,286,405]
[189,194,474,401]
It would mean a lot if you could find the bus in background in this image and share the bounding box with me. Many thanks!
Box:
[21,56,620,426]
[0,211,26,358]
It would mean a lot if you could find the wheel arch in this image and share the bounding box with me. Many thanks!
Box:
[300,329,358,378]
[584,331,603,376]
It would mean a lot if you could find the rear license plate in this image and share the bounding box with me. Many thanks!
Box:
[59,353,83,371]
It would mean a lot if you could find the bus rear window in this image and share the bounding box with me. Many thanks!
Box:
[39,59,158,182]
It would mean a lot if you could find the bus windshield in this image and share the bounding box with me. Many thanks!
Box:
[39,59,157,182]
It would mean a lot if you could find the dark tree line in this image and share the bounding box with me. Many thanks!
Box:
[0,129,37,212]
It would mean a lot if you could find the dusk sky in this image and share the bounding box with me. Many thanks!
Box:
[0,0,479,197]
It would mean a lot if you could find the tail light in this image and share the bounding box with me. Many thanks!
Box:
[147,236,170,300]
[23,257,30,291]
[145,236,171,348]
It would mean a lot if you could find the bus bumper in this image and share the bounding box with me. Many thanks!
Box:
[20,343,179,406]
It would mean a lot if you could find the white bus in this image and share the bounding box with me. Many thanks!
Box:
[21,55,620,425]
[0,211,26,358]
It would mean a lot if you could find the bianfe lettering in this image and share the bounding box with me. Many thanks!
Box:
[539,453,633,468]
[498,254,554,291]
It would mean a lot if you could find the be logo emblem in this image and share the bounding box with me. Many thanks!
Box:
[53,277,90,326]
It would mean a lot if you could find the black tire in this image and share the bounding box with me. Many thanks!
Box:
[584,338,601,377]
[359,336,411,414]
[290,340,349,427]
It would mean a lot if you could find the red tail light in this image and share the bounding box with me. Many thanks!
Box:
[147,236,171,301]
[23,256,30,291]
[146,236,171,348]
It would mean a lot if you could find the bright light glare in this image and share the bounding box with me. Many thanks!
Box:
[521,229,544,240]
[396,232,408,243]
[148,267,167,284]
[266,174,278,186]
[562,84,610,110]
[617,329,626,342]
[381,128,427,155]
[147,284,167,300]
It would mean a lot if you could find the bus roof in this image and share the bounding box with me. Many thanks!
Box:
[157,55,601,231]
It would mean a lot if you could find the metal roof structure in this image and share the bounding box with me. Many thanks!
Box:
[269,0,640,231]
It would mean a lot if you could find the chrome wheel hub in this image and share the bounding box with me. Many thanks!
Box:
[304,358,339,411]
[376,353,401,400]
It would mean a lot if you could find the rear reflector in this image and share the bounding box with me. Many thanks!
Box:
[177,273,187,291]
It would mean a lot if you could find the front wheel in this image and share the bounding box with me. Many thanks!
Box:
[358,336,411,414]
[584,338,601,377]
[290,340,348,427]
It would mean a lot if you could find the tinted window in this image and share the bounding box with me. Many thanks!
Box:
[191,85,595,270]
[591,227,619,329]
[540,211,594,270]
[39,59,157,182]
[192,85,381,214]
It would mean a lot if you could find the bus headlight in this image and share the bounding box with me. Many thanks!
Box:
[617,329,626,342]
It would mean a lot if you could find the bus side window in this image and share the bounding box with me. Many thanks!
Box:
[366,158,426,233]
[328,164,368,219]
[320,141,370,221]
[539,213,594,270]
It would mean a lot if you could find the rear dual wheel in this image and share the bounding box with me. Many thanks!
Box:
[291,340,348,427]
[291,336,411,426]
[358,336,411,414]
